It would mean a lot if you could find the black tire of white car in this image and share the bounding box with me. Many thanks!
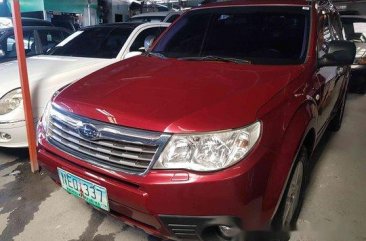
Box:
[273,146,309,231]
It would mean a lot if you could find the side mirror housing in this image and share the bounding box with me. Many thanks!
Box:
[318,40,356,67]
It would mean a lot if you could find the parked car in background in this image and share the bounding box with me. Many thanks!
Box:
[127,11,182,23]
[0,17,53,28]
[37,1,355,240]
[341,15,366,94]
[0,26,71,63]
[0,22,169,147]
[51,19,80,32]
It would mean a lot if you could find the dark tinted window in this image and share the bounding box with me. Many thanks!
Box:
[152,7,310,65]
[38,29,69,53]
[49,27,133,58]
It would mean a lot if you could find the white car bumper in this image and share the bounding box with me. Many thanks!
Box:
[0,120,37,148]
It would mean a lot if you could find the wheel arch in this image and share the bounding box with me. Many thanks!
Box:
[260,98,318,228]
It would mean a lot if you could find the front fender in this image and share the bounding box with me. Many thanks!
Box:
[258,95,318,228]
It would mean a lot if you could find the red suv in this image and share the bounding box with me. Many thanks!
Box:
[37,0,356,240]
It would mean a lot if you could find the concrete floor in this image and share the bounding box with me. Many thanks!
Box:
[0,93,365,241]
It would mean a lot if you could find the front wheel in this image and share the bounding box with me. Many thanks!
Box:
[273,147,308,230]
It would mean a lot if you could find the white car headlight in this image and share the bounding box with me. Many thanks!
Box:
[0,88,23,115]
[39,101,52,131]
[154,121,261,172]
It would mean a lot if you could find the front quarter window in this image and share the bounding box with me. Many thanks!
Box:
[152,6,310,65]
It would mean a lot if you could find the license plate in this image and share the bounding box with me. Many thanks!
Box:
[57,168,110,211]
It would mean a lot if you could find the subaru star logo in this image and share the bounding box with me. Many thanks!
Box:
[78,124,99,140]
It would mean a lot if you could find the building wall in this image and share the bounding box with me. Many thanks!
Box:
[107,0,129,23]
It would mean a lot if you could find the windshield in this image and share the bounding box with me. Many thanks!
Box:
[342,17,366,43]
[152,7,310,65]
[48,27,134,59]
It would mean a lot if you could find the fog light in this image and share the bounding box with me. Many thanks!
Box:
[218,225,241,238]
[0,132,11,142]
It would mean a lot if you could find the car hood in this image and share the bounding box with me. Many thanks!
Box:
[0,55,114,118]
[55,56,305,133]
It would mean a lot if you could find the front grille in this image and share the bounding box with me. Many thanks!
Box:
[47,106,170,175]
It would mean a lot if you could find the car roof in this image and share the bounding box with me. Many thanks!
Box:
[198,0,311,9]
[81,22,141,30]
[0,26,71,32]
[131,11,179,18]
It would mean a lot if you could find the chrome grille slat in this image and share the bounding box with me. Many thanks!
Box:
[49,133,149,169]
[49,124,154,162]
[47,105,171,175]
[50,117,157,154]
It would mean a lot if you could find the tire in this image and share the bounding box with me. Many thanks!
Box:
[328,91,346,132]
[273,146,309,231]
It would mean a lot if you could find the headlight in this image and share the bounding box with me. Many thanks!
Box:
[154,121,261,172]
[0,88,23,115]
[40,101,52,132]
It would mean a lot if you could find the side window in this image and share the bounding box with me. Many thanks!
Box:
[318,14,333,58]
[38,30,65,53]
[3,30,35,57]
[129,27,166,52]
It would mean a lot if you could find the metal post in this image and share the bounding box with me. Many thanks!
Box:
[11,0,39,172]
[87,3,91,26]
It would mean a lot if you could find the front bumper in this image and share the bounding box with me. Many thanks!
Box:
[0,120,29,147]
[38,135,277,240]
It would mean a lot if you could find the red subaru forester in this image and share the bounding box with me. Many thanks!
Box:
[37,0,355,240]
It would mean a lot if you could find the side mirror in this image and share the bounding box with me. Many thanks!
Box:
[144,35,155,51]
[318,40,356,67]
[125,51,143,59]
[0,49,5,57]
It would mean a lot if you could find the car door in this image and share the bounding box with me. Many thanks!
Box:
[0,29,36,63]
[327,13,349,116]
[314,13,338,133]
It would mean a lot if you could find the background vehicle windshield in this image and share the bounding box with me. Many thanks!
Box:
[152,7,310,64]
[342,17,366,43]
[48,27,133,59]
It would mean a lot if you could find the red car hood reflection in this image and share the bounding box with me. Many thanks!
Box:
[54,56,304,133]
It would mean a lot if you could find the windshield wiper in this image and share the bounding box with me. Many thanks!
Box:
[179,55,251,64]
[145,51,167,59]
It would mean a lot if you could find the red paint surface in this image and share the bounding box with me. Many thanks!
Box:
[37,1,350,239]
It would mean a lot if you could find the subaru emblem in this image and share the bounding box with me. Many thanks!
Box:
[78,124,99,140]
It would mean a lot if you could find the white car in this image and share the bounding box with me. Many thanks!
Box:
[0,22,169,147]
